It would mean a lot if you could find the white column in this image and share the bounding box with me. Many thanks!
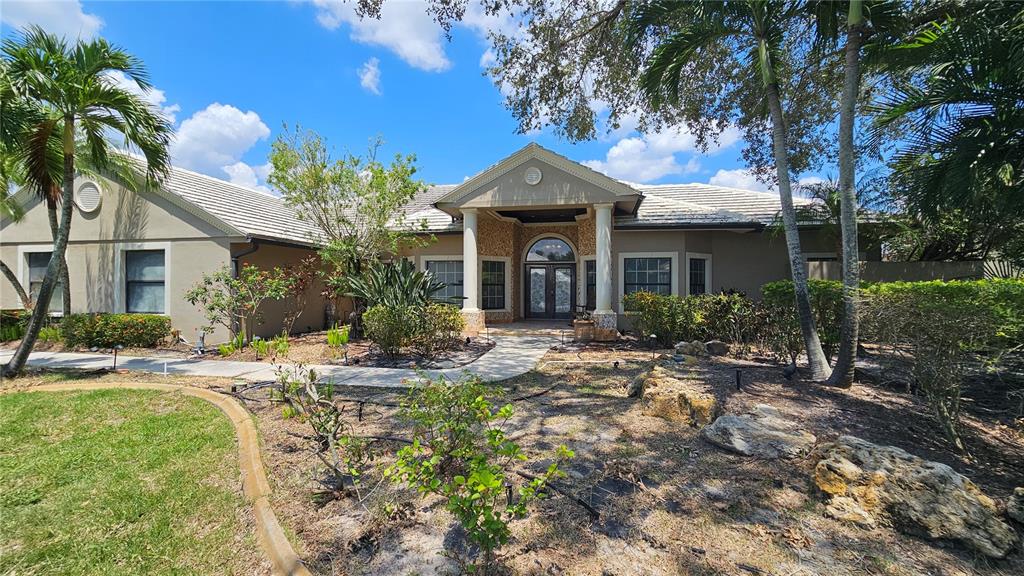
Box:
[462,208,480,311]
[595,203,613,314]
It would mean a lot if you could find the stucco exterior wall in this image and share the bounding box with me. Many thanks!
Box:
[0,175,241,344]
[235,243,330,339]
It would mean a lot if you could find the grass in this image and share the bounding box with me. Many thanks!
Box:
[0,388,259,575]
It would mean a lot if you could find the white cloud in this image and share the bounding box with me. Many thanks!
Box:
[1,0,103,39]
[222,161,274,195]
[170,103,271,189]
[103,71,180,123]
[708,168,771,192]
[311,0,450,71]
[358,57,382,95]
[583,124,740,183]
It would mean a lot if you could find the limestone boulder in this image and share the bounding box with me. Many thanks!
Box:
[814,435,1019,558]
[631,366,719,427]
[675,340,707,357]
[705,340,731,356]
[1008,487,1024,524]
[701,404,816,459]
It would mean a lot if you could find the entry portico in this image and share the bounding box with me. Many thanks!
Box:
[432,143,641,338]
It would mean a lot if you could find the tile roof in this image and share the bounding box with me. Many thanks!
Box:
[151,162,821,244]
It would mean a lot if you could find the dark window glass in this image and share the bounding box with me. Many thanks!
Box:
[623,257,672,295]
[425,260,464,307]
[689,257,707,295]
[481,260,505,310]
[27,252,63,311]
[525,238,574,262]
[126,250,165,313]
[585,260,596,310]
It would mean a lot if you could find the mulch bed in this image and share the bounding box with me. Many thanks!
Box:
[236,349,1023,576]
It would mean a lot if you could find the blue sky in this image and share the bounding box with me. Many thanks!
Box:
[1,1,821,193]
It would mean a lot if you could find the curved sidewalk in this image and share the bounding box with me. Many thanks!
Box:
[1,381,311,576]
[0,335,558,388]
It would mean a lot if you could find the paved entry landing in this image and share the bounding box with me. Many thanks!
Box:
[0,335,558,389]
[485,320,575,338]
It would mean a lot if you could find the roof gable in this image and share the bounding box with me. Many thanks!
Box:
[436,143,641,212]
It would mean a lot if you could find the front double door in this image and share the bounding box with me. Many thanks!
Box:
[525,264,575,319]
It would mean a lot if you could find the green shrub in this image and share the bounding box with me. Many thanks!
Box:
[218,343,235,357]
[38,325,62,343]
[622,291,700,346]
[272,333,290,358]
[61,313,171,348]
[761,280,844,359]
[862,279,1024,348]
[691,292,758,344]
[252,338,270,360]
[385,374,572,570]
[0,310,27,342]
[413,303,465,357]
[363,304,419,357]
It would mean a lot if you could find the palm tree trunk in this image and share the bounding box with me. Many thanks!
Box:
[47,200,72,317]
[764,81,832,381]
[827,1,863,389]
[3,117,75,376]
[0,259,32,308]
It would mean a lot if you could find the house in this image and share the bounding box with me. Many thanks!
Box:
[1,143,880,343]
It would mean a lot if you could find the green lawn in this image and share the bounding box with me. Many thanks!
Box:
[0,388,260,575]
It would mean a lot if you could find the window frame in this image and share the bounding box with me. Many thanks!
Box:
[115,242,171,316]
[582,257,597,311]
[19,246,64,315]
[480,258,510,312]
[421,256,465,308]
[125,249,167,314]
[685,252,713,296]
[617,251,678,310]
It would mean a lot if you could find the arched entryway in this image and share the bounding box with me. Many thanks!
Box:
[523,237,576,319]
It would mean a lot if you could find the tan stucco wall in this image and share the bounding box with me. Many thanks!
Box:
[235,243,330,338]
[0,175,241,343]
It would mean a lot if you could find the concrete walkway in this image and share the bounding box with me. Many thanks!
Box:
[0,335,558,388]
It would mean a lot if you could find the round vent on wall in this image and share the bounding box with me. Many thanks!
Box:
[75,180,102,213]
[524,166,543,186]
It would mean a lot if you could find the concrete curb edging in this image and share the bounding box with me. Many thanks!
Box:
[4,382,312,576]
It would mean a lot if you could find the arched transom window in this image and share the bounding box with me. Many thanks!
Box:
[526,238,575,262]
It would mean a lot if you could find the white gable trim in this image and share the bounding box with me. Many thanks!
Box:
[437,143,640,206]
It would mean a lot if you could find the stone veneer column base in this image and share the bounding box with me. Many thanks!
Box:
[592,311,619,341]
[461,309,486,337]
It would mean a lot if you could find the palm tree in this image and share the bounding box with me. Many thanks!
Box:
[1,26,172,377]
[629,0,832,380]
[873,2,1024,252]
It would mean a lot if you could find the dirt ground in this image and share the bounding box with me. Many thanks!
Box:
[233,346,1024,576]
[2,331,495,369]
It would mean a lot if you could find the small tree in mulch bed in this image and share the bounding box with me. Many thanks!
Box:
[385,373,573,574]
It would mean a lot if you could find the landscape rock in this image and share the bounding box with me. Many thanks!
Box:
[675,340,707,357]
[632,366,719,427]
[705,340,731,356]
[1005,487,1024,524]
[701,404,816,459]
[813,435,1019,558]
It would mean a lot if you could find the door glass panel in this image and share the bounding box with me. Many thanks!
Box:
[554,267,571,314]
[529,268,547,314]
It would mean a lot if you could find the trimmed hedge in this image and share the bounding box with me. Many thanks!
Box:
[761,279,845,358]
[62,313,171,348]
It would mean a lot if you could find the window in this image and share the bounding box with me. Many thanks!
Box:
[525,238,574,262]
[585,260,596,310]
[688,257,708,295]
[425,259,463,306]
[624,257,671,295]
[481,260,505,310]
[26,252,63,312]
[126,250,166,313]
